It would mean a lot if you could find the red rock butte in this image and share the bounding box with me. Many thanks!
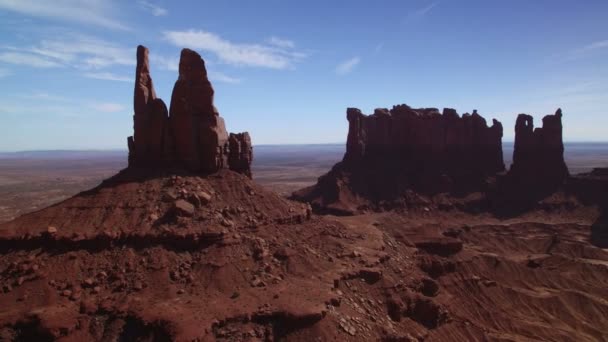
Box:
[344,106,505,179]
[128,45,252,177]
[293,104,571,215]
[508,108,569,188]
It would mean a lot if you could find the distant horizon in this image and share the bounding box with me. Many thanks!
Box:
[3,140,608,154]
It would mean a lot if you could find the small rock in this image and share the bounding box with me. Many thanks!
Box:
[173,199,195,217]
[230,291,240,299]
[133,281,144,291]
[47,226,58,235]
[83,278,95,287]
[92,286,101,294]
[177,289,185,294]
[250,277,266,288]
[69,291,81,301]
[80,300,97,314]
[162,190,178,202]
[62,290,72,297]
[482,280,497,287]
[198,191,212,205]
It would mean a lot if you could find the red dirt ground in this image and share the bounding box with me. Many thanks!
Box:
[0,169,607,341]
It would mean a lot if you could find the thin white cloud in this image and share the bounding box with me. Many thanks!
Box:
[18,93,71,102]
[551,39,608,63]
[267,36,295,49]
[83,72,131,82]
[90,102,126,113]
[150,54,179,71]
[0,0,129,30]
[0,68,11,78]
[578,40,608,52]
[163,29,306,69]
[0,51,62,68]
[209,71,241,84]
[406,2,438,21]
[137,0,167,16]
[0,34,134,70]
[335,57,361,75]
[569,39,608,60]
[374,42,384,55]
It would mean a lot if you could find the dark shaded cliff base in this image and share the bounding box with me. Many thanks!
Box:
[1,168,607,341]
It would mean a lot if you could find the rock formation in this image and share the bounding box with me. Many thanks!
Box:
[344,106,504,177]
[508,109,568,189]
[293,105,505,213]
[128,46,252,177]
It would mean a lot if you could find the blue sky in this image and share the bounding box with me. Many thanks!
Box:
[0,0,606,151]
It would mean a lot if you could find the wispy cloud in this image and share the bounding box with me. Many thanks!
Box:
[209,71,241,84]
[137,0,167,16]
[405,2,438,22]
[0,33,134,70]
[0,0,129,30]
[267,36,295,49]
[150,54,179,71]
[90,102,126,113]
[5,93,128,118]
[18,92,71,102]
[335,57,360,75]
[374,42,384,55]
[83,72,131,82]
[163,29,307,69]
[0,51,62,68]
[568,39,608,60]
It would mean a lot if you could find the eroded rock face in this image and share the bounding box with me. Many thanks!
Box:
[228,133,253,178]
[293,105,505,214]
[132,45,168,166]
[508,109,568,189]
[344,105,505,177]
[127,46,252,177]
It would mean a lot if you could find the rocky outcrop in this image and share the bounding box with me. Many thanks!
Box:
[344,106,504,177]
[293,105,505,214]
[132,45,168,166]
[127,46,252,177]
[508,109,568,189]
[228,133,253,177]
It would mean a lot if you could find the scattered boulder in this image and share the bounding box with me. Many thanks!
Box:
[173,200,195,217]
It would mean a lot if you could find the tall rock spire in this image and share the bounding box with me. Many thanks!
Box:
[127,46,252,177]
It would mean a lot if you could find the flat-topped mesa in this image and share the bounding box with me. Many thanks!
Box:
[292,104,505,214]
[344,105,505,179]
[127,46,253,177]
[508,108,568,189]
